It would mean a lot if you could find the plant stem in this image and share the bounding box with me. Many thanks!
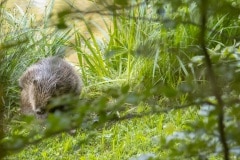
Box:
[0,84,6,159]
[200,0,229,159]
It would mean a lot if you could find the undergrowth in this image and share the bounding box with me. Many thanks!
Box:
[1,0,240,159]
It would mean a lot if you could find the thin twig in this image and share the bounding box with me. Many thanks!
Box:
[199,0,229,159]
[0,97,6,159]
[0,0,7,6]
[65,2,240,42]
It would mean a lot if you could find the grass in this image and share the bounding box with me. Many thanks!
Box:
[7,107,198,160]
[2,0,240,159]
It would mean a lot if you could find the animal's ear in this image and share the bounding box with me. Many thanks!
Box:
[18,76,26,89]
[18,79,23,89]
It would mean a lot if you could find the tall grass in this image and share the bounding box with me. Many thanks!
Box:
[73,1,200,94]
[0,1,73,118]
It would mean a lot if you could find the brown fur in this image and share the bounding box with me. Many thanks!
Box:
[19,57,82,119]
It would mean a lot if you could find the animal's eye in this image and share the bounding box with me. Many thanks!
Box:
[56,84,61,89]
[49,105,66,113]
[46,101,51,107]
[33,79,38,85]
[36,108,46,115]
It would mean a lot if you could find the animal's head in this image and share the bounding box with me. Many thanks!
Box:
[27,79,56,118]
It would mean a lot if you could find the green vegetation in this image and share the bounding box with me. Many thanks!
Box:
[1,0,240,159]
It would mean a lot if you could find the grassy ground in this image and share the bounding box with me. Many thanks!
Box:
[7,108,198,160]
[2,1,239,160]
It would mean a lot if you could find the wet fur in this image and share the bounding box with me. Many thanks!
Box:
[19,57,82,119]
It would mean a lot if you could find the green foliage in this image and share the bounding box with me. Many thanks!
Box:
[0,4,73,112]
[1,0,240,159]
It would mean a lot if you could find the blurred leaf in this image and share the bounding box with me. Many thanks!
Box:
[150,84,178,97]
[129,153,156,160]
[121,84,130,94]
[56,20,68,29]
[178,82,194,93]
[191,55,204,64]
[114,0,128,6]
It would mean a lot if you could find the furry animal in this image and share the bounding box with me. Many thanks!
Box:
[19,57,82,119]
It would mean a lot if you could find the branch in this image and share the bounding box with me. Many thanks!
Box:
[66,1,240,42]
[0,0,7,6]
[199,0,229,159]
[0,87,6,159]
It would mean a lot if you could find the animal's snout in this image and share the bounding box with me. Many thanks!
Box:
[35,108,46,115]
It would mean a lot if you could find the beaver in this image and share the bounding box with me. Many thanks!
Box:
[19,57,82,119]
